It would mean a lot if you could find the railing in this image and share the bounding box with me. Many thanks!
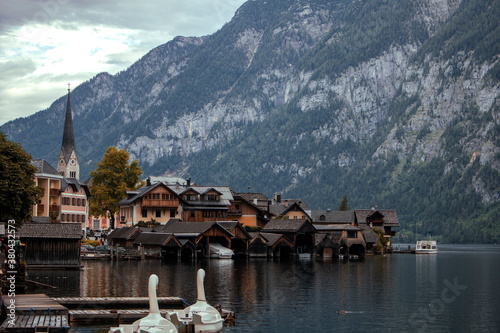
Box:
[142,199,177,207]
[37,204,45,213]
[228,209,242,216]
[49,204,60,212]
[49,188,60,196]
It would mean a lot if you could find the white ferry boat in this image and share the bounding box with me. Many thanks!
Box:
[415,240,438,254]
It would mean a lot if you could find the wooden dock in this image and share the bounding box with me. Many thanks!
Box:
[52,296,185,309]
[0,295,234,331]
[0,294,69,332]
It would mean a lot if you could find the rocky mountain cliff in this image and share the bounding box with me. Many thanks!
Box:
[3,0,500,242]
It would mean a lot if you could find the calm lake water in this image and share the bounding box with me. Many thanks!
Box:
[27,244,500,332]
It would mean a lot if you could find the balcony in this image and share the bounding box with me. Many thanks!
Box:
[228,209,242,216]
[49,188,60,196]
[49,204,60,212]
[37,204,45,213]
[142,199,177,208]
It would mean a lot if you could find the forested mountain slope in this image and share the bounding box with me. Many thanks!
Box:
[3,0,499,242]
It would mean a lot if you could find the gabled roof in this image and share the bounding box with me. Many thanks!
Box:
[315,233,337,248]
[281,202,310,217]
[259,232,294,247]
[361,227,379,244]
[200,188,223,196]
[233,192,270,212]
[217,221,252,239]
[18,223,81,239]
[262,218,317,233]
[133,232,180,246]
[61,178,90,196]
[108,227,142,240]
[310,210,355,224]
[159,221,234,238]
[354,209,400,227]
[31,159,60,176]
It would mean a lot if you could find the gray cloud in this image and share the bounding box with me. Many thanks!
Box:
[0,0,246,126]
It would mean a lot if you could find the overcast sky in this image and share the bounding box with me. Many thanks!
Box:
[0,0,246,126]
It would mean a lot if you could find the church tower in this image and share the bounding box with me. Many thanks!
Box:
[57,84,80,179]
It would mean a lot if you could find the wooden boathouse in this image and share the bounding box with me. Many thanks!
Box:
[17,223,81,269]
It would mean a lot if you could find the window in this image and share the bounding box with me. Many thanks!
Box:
[185,194,197,201]
[77,215,80,222]
[170,209,175,218]
[72,198,76,206]
[206,195,218,201]
[155,209,161,218]
[72,214,75,222]
[61,214,65,222]
[190,210,195,218]
[70,171,76,178]
[82,199,86,206]
[77,198,81,206]
[142,209,147,218]
[347,231,357,238]
[320,215,325,220]
[162,194,166,200]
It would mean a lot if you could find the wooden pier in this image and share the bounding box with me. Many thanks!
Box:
[0,294,234,331]
[0,294,70,332]
[52,296,185,309]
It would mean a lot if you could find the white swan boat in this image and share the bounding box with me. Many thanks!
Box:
[169,269,224,333]
[109,274,177,333]
[415,240,438,254]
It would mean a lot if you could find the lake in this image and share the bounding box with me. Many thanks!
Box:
[27,244,500,332]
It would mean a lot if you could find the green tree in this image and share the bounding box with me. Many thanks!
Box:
[0,131,39,228]
[339,194,350,211]
[89,146,144,229]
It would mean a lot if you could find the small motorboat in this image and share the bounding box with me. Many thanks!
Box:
[109,274,177,333]
[169,269,224,333]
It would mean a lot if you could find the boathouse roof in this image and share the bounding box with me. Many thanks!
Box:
[217,221,252,239]
[108,226,142,240]
[133,232,180,247]
[160,221,234,238]
[354,209,400,227]
[18,223,82,239]
[262,218,316,234]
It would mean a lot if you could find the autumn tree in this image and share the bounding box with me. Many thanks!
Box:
[0,131,39,228]
[89,146,144,229]
[339,194,350,211]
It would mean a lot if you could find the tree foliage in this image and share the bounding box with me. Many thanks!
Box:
[89,146,144,228]
[339,194,350,211]
[0,131,39,228]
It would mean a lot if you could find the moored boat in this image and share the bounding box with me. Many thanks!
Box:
[415,240,438,254]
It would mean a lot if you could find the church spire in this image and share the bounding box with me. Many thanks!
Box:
[61,83,75,162]
[57,83,79,179]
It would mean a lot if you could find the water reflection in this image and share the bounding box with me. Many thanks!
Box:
[25,246,500,333]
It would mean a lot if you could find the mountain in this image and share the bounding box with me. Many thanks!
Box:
[3,0,500,243]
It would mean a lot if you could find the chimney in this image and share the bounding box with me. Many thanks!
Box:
[186,178,191,187]
[327,208,331,212]
[274,193,281,203]
[146,177,151,186]
[253,198,258,205]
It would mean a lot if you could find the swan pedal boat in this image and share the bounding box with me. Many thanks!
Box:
[169,269,224,333]
[108,274,177,333]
